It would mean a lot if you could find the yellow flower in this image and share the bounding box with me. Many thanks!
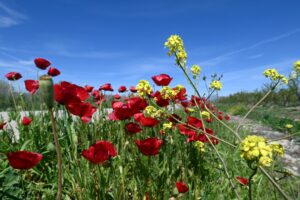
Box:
[291,72,297,80]
[263,68,288,84]
[201,111,210,118]
[165,35,187,64]
[175,84,184,90]
[144,106,163,118]
[160,86,178,99]
[163,122,173,130]
[240,135,275,167]
[270,143,284,157]
[136,80,152,98]
[293,60,300,74]
[194,141,205,152]
[186,107,195,113]
[259,156,272,167]
[164,35,185,56]
[209,80,222,91]
[285,124,293,129]
[191,65,201,76]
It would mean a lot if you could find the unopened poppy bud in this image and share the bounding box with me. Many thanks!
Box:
[47,142,55,151]
[39,75,54,109]
[72,133,78,144]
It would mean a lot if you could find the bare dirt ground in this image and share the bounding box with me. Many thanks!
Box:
[232,116,300,176]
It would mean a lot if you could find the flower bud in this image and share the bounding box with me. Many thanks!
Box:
[39,75,54,109]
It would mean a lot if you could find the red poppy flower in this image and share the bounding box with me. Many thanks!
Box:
[225,115,230,121]
[47,67,61,77]
[127,97,148,111]
[22,116,32,126]
[84,85,94,93]
[236,176,249,186]
[206,118,213,123]
[5,72,22,81]
[82,141,117,164]
[153,91,169,107]
[175,87,187,101]
[176,181,189,193]
[125,122,142,134]
[34,58,51,70]
[54,81,89,105]
[7,151,43,170]
[177,124,197,138]
[25,80,39,94]
[218,115,223,120]
[130,86,137,93]
[99,83,113,91]
[118,85,127,93]
[0,122,6,130]
[91,90,106,104]
[135,137,163,156]
[133,112,144,122]
[187,116,203,129]
[111,104,133,120]
[114,94,121,99]
[152,74,173,86]
[66,102,97,123]
[139,115,159,127]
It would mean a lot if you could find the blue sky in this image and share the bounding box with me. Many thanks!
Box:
[0,0,300,96]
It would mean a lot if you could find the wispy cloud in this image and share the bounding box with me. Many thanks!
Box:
[199,29,300,67]
[0,2,27,28]
[248,54,263,59]
[43,42,132,59]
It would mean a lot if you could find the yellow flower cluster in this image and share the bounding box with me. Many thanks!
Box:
[144,106,163,118]
[263,68,288,84]
[240,135,284,167]
[163,122,173,130]
[164,35,187,64]
[160,86,178,99]
[194,141,205,152]
[201,111,210,118]
[293,60,300,75]
[191,65,201,76]
[136,80,152,98]
[270,143,284,157]
[209,80,222,91]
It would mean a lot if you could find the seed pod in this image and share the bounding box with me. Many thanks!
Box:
[39,75,54,109]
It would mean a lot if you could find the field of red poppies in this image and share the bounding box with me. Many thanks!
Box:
[0,35,299,200]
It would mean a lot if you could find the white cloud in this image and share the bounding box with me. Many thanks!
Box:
[199,29,300,67]
[0,2,27,28]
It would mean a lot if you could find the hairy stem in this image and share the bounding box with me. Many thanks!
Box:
[49,108,63,200]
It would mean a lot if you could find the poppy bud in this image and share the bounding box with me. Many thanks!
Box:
[47,142,55,151]
[39,75,54,109]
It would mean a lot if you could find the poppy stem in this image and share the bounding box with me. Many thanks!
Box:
[8,82,17,111]
[49,108,63,200]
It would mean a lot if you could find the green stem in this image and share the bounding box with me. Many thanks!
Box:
[8,82,17,111]
[49,108,63,200]
[248,167,258,200]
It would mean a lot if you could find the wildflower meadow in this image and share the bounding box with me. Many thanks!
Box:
[0,35,300,200]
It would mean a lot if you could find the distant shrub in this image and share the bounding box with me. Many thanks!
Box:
[228,104,248,115]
